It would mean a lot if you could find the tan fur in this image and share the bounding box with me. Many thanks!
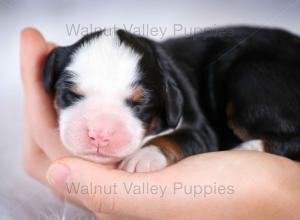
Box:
[226,102,251,141]
[131,86,144,102]
[147,137,184,164]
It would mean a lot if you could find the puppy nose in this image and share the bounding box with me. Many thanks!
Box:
[88,129,115,147]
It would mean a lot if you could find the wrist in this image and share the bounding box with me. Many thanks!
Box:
[254,158,300,219]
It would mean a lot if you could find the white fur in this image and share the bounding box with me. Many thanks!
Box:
[142,117,183,145]
[233,140,264,152]
[67,30,141,98]
[59,31,146,163]
[119,145,168,172]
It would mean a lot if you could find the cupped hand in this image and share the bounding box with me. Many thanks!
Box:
[47,150,300,220]
[20,27,71,184]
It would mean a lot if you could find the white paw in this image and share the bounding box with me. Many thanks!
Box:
[119,145,168,173]
[233,140,264,152]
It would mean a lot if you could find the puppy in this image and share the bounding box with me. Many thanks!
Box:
[43,26,300,172]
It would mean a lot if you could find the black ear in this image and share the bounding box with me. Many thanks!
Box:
[42,48,59,92]
[165,77,183,128]
[43,47,71,92]
[153,46,184,128]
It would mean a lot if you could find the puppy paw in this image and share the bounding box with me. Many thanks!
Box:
[119,145,168,173]
[233,140,264,152]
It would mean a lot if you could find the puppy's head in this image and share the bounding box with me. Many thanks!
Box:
[43,29,183,163]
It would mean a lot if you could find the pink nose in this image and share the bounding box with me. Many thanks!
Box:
[88,128,115,147]
[86,113,132,149]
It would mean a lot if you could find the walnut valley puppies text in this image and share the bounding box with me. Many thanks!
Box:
[65,24,213,39]
[66,181,235,198]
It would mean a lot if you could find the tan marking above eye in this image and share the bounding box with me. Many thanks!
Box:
[71,85,84,96]
[131,86,145,102]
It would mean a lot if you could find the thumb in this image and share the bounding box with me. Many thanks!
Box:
[46,158,165,219]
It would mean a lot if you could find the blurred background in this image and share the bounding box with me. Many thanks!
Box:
[0,0,299,219]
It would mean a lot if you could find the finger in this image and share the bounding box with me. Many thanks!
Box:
[20,27,57,129]
[46,158,163,219]
[20,27,48,85]
[23,139,51,184]
[20,28,69,160]
[22,103,51,183]
[47,42,57,52]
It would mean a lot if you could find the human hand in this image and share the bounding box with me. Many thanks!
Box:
[20,27,73,185]
[46,150,300,220]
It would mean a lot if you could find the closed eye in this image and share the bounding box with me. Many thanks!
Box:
[64,90,83,102]
[126,98,141,107]
[126,98,143,113]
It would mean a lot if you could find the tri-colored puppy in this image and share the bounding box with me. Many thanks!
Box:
[43,26,300,172]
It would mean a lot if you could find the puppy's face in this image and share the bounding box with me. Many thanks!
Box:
[43,30,182,163]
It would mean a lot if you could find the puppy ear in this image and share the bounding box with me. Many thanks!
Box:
[42,48,59,92]
[154,46,183,128]
[43,47,70,92]
[165,77,183,128]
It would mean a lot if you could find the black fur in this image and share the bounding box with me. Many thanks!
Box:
[160,26,300,160]
[43,26,300,162]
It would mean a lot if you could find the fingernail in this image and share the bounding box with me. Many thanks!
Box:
[47,162,71,189]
